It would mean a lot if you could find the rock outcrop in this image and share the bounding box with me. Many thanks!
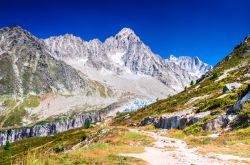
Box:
[204,90,250,131]
[230,90,250,113]
[0,112,101,146]
[140,108,210,130]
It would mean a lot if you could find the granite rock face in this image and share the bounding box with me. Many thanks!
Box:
[44,28,211,93]
[0,112,101,146]
[140,109,211,130]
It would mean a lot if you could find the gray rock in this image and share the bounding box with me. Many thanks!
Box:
[44,28,212,92]
[202,115,229,131]
[228,90,250,114]
[223,83,242,93]
[0,112,102,146]
[140,109,211,130]
[140,116,157,126]
[0,26,93,98]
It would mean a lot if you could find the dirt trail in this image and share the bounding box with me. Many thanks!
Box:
[121,129,250,165]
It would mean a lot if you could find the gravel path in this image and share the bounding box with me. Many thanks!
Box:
[121,129,250,165]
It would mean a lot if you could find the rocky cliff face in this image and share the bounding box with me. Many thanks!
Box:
[0,112,101,146]
[140,108,211,129]
[0,26,93,98]
[44,28,212,92]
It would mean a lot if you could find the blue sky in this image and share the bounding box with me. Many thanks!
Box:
[0,0,250,65]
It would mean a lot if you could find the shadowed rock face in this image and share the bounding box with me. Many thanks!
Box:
[0,112,101,146]
[0,26,92,98]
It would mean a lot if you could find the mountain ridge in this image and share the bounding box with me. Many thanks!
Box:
[44,27,212,93]
[0,25,211,130]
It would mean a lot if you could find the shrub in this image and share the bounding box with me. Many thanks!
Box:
[54,145,64,153]
[84,120,91,129]
[232,102,250,129]
[4,141,11,150]
[211,73,219,80]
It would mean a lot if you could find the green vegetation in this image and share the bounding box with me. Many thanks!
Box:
[183,115,216,135]
[23,95,40,108]
[211,72,219,80]
[196,94,238,113]
[0,126,89,164]
[232,102,250,129]
[3,142,11,151]
[0,126,153,165]
[54,145,64,153]
[1,95,40,128]
[190,80,195,86]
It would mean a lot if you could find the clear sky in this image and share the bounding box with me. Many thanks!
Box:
[0,0,250,65]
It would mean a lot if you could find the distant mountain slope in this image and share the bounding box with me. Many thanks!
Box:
[167,55,212,78]
[0,26,93,98]
[44,28,211,93]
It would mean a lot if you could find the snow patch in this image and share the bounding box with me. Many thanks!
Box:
[108,52,126,65]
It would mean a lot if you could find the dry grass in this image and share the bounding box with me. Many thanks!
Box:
[12,126,154,165]
[165,127,250,158]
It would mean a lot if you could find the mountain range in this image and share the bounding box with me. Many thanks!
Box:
[0,26,211,128]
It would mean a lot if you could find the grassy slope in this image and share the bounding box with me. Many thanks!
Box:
[0,124,154,165]
[0,95,40,128]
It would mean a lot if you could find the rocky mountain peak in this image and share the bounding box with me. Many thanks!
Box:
[0,25,35,39]
[114,27,140,42]
[116,27,135,37]
[167,55,212,78]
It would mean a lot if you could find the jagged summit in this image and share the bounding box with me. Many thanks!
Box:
[43,26,211,94]
[0,25,34,38]
[116,27,136,37]
[113,27,140,43]
[167,55,212,77]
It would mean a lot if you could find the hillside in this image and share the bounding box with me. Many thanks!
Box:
[112,35,250,159]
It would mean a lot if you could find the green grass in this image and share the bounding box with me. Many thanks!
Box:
[2,95,40,128]
[124,133,145,139]
[0,126,89,164]
[0,126,152,165]
[232,102,250,129]
[23,95,40,108]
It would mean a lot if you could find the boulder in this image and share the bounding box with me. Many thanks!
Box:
[202,115,229,131]
[228,90,250,114]
[223,82,242,93]
[140,116,157,126]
